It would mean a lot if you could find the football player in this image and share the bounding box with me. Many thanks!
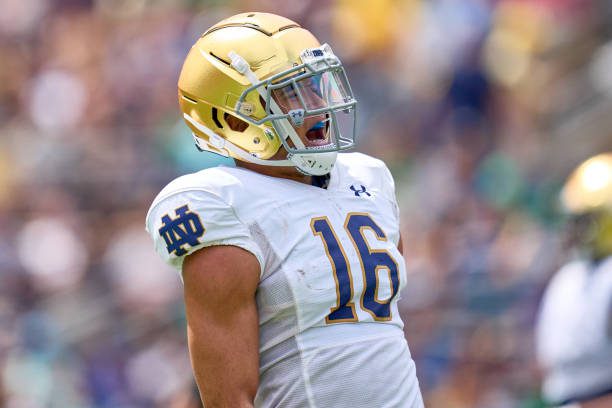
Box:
[535,153,612,408]
[146,12,424,407]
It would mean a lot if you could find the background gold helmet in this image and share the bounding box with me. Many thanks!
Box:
[178,12,357,176]
[561,153,612,261]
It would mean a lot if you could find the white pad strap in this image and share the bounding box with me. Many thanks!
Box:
[184,113,293,167]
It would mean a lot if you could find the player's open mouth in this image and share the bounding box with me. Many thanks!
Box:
[305,121,330,146]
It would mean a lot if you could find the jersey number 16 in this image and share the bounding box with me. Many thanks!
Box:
[310,213,400,323]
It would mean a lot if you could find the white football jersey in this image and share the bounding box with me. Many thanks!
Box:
[536,256,612,405]
[146,153,424,407]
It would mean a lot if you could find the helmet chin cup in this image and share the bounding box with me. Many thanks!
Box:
[289,151,337,176]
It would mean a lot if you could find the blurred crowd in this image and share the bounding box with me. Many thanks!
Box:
[1,0,612,407]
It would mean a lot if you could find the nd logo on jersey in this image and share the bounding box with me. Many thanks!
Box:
[159,204,205,256]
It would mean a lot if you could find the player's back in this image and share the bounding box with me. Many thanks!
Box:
[146,152,424,407]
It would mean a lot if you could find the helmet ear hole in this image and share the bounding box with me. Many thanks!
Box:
[224,112,249,132]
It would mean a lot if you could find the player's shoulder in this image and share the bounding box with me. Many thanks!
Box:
[550,260,589,287]
[541,257,612,316]
[596,255,612,278]
[335,152,395,194]
[547,257,612,293]
[151,166,243,204]
[335,152,388,172]
[144,166,266,272]
[145,166,253,227]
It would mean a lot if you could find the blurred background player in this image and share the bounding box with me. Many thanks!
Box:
[145,12,424,407]
[536,153,612,408]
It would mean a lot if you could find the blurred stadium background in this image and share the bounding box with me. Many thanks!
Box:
[1,0,611,407]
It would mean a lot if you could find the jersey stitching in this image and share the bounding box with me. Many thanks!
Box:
[280,260,318,408]
[293,327,319,408]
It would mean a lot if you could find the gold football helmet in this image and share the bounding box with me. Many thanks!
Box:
[562,153,612,213]
[178,12,357,176]
[561,153,612,261]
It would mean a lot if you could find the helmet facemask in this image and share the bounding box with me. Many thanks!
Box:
[231,43,357,175]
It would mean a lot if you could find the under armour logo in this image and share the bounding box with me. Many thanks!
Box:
[350,185,371,197]
[158,205,205,256]
[288,109,305,126]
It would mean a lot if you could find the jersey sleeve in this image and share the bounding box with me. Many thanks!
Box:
[145,189,265,277]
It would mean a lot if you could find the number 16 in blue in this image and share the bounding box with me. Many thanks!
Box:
[311,213,400,323]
